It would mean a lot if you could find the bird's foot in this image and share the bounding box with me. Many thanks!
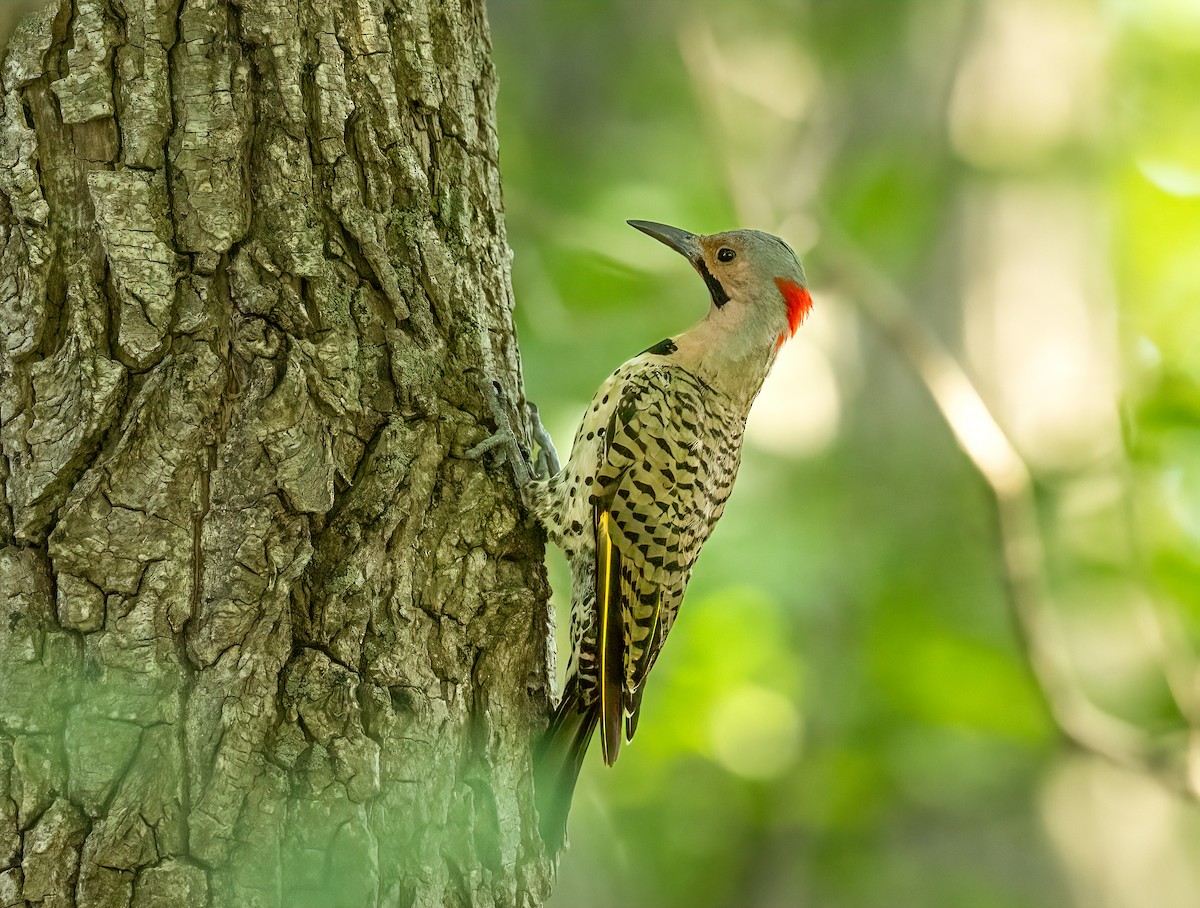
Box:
[466,373,560,501]
[526,401,561,479]
[465,372,534,490]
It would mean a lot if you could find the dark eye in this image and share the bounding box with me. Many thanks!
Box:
[717,247,736,263]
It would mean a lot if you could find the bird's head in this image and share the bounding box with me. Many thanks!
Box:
[628,220,812,352]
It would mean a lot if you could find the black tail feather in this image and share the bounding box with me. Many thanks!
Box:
[534,682,598,852]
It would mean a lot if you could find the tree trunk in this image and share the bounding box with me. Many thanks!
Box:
[0,0,555,905]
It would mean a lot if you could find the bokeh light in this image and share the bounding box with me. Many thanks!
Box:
[490,0,1200,905]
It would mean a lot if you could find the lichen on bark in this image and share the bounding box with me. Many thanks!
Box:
[0,0,555,905]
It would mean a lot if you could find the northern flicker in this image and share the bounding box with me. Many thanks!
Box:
[468,220,812,847]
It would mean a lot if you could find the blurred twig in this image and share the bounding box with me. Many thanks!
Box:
[678,14,1200,802]
[819,225,1200,800]
[677,19,775,229]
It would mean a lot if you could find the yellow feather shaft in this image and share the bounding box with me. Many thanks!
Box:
[647,595,662,660]
[598,511,613,761]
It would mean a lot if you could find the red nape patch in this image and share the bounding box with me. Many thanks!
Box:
[774,278,813,341]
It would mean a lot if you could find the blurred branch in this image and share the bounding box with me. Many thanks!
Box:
[819,224,1200,800]
[677,20,774,228]
[678,13,1200,802]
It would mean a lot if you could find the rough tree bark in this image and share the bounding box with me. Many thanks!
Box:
[0,0,556,905]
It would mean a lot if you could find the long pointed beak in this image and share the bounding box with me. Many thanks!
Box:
[627,220,703,264]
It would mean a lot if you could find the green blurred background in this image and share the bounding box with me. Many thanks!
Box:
[489,0,1200,906]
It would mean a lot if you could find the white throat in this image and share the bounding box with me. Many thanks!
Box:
[669,301,783,413]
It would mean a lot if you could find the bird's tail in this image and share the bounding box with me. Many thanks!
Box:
[534,680,598,852]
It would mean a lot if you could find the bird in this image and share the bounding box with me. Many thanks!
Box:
[467,219,812,849]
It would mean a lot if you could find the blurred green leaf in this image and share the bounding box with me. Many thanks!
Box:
[489,0,1200,905]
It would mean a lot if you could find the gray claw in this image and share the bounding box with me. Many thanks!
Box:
[464,432,509,461]
[468,373,532,490]
[526,402,561,478]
